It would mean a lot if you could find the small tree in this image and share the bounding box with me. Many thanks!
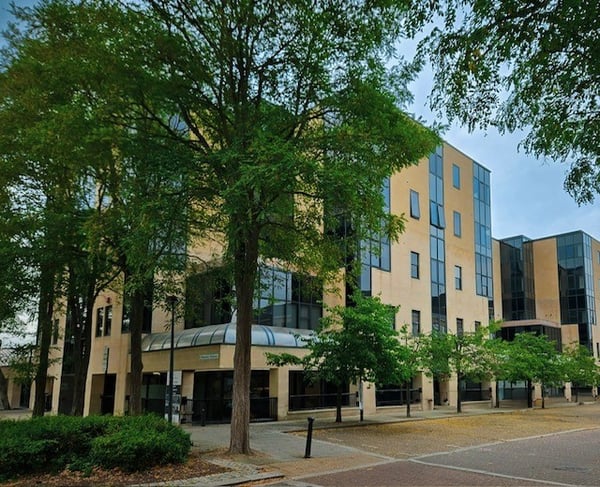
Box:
[268,293,412,422]
[505,332,564,409]
[397,325,423,418]
[420,326,494,414]
[562,344,600,404]
[482,334,512,408]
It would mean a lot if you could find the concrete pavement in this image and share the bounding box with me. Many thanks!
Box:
[3,399,598,486]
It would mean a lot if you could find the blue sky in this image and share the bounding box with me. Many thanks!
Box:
[2,0,598,242]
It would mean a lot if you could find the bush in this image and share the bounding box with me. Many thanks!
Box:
[0,415,190,480]
[90,419,191,472]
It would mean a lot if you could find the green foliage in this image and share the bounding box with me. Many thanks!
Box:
[268,293,414,393]
[0,415,190,480]
[505,332,564,388]
[419,326,494,383]
[90,415,190,472]
[416,0,600,203]
[8,343,58,386]
[419,326,497,413]
[2,0,438,448]
[562,344,600,388]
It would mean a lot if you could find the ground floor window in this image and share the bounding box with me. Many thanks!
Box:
[142,372,167,416]
[498,381,528,400]
[288,371,351,411]
[376,381,420,406]
[192,370,275,423]
[460,381,490,401]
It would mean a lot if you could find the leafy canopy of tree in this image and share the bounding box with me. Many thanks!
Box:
[419,326,496,413]
[416,0,600,203]
[562,344,600,403]
[0,0,193,416]
[2,0,438,452]
[268,293,414,422]
[504,332,564,408]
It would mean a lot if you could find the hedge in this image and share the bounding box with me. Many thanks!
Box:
[0,415,191,481]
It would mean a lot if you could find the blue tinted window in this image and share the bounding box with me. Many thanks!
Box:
[453,211,461,237]
[452,164,461,189]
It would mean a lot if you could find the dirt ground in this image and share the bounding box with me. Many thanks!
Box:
[310,405,600,459]
[2,450,229,487]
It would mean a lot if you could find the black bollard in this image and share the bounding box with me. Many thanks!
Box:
[304,417,315,458]
[200,408,206,427]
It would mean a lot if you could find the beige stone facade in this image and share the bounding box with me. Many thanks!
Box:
[20,143,600,420]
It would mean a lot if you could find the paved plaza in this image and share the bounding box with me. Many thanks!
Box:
[179,400,600,486]
[3,400,600,486]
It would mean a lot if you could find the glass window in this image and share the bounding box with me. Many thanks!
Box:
[474,320,481,331]
[456,318,464,336]
[430,202,446,229]
[410,190,420,219]
[96,307,104,337]
[455,265,462,290]
[104,305,113,336]
[52,318,59,345]
[453,211,461,237]
[410,252,420,279]
[412,310,421,336]
[452,164,461,189]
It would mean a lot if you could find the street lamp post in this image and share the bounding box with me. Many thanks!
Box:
[167,295,178,424]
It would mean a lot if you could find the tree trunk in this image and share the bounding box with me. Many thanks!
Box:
[456,373,462,414]
[541,385,545,409]
[0,368,11,410]
[33,263,55,417]
[527,379,533,408]
[405,381,411,418]
[495,380,500,408]
[128,284,146,416]
[229,231,259,454]
[335,385,343,423]
[70,283,95,416]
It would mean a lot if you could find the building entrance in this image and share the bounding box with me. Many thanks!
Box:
[192,370,273,423]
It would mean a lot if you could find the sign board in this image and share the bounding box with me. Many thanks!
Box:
[165,370,183,423]
[199,353,219,361]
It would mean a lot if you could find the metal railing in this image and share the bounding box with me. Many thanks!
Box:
[376,388,421,407]
[289,392,356,411]
[460,387,491,402]
[191,397,278,423]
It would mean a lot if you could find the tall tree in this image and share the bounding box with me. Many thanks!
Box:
[1,1,193,416]
[6,0,437,450]
[415,0,600,203]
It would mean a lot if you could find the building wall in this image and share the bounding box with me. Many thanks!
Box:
[44,141,495,418]
[531,237,561,323]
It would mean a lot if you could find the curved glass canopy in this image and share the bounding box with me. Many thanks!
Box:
[141,323,314,352]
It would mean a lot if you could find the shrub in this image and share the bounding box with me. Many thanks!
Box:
[0,415,190,480]
[90,416,191,472]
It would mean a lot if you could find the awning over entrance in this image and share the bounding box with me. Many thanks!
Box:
[141,323,314,352]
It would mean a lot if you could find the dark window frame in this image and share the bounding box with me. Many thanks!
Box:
[455,265,462,290]
[452,164,461,189]
[411,309,421,336]
[410,251,420,279]
[410,189,420,219]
